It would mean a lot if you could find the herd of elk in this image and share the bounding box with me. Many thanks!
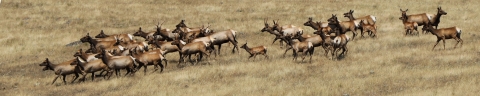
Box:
[40,7,465,84]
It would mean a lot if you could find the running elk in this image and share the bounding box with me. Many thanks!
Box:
[399,16,419,36]
[358,20,378,38]
[424,24,463,50]
[240,42,269,60]
[327,14,360,40]
[94,49,137,79]
[281,36,314,63]
[39,58,82,84]
[73,56,110,81]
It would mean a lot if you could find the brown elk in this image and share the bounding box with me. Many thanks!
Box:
[399,16,419,36]
[343,10,377,25]
[358,20,378,38]
[133,27,164,41]
[272,19,304,39]
[400,9,431,27]
[429,7,448,30]
[327,14,360,40]
[73,56,110,81]
[129,48,166,75]
[303,17,329,31]
[281,35,314,63]
[424,24,463,50]
[293,32,331,57]
[39,58,82,84]
[175,19,202,33]
[328,15,351,60]
[240,42,269,60]
[153,22,177,41]
[95,30,133,42]
[80,33,120,50]
[147,38,180,54]
[94,49,137,79]
[73,49,98,62]
[171,40,211,65]
[261,19,286,47]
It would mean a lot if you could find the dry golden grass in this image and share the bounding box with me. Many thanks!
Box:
[1,0,480,95]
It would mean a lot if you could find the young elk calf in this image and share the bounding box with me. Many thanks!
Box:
[358,20,378,38]
[424,24,463,50]
[399,16,419,36]
[39,58,82,85]
[240,43,269,60]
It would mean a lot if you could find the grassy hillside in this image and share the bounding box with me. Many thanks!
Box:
[0,0,479,95]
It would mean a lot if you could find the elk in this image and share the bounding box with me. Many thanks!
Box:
[303,17,329,31]
[429,7,448,30]
[313,28,334,58]
[175,19,202,33]
[72,56,110,81]
[118,39,148,52]
[147,39,180,57]
[327,14,360,40]
[205,29,239,56]
[399,16,419,36]
[39,58,82,84]
[424,24,463,50]
[94,49,137,79]
[73,49,98,62]
[94,30,133,42]
[171,40,211,65]
[281,35,314,63]
[80,33,120,50]
[129,48,166,75]
[358,20,378,38]
[133,27,163,41]
[153,22,177,41]
[261,19,286,47]
[292,32,331,57]
[343,10,377,25]
[272,19,304,39]
[400,9,434,33]
[240,42,269,60]
[328,15,351,60]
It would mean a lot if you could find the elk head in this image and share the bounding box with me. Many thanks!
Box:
[343,10,354,18]
[39,58,53,71]
[400,9,408,17]
[176,20,187,28]
[437,7,447,15]
[133,27,145,36]
[95,30,109,38]
[303,17,315,26]
[80,33,93,43]
[261,18,274,32]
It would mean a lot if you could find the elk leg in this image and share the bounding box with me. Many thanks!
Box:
[91,72,95,81]
[432,39,441,50]
[442,38,446,50]
[158,60,164,72]
[52,75,61,85]
[283,47,292,57]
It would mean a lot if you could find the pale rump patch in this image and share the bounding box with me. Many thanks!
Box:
[202,41,210,47]
[370,15,377,23]
[307,42,313,48]
[118,45,125,50]
[426,14,434,21]
[353,20,360,28]
[128,34,133,40]
[345,35,350,42]
[180,40,186,45]
[321,22,329,27]
[456,27,462,34]
[263,46,267,49]
[230,29,236,37]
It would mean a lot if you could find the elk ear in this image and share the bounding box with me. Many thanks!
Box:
[87,33,90,36]
[139,27,142,30]
[406,9,408,11]
[350,10,354,13]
